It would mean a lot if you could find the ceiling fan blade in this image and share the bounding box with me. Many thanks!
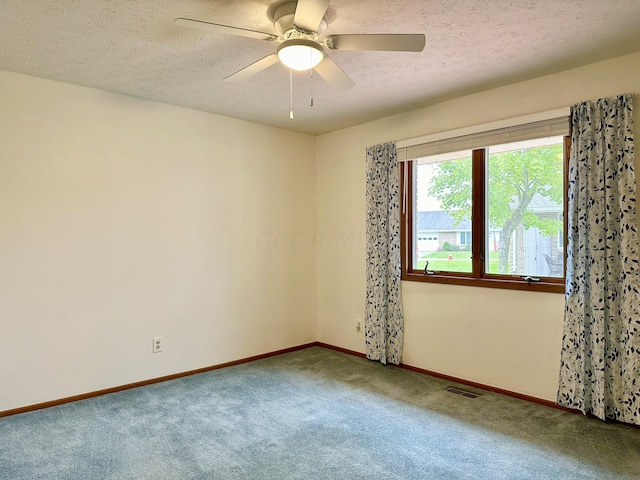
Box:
[293,0,330,32]
[174,18,278,42]
[224,54,280,82]
[326,34,426,52]
[314,57,355,91]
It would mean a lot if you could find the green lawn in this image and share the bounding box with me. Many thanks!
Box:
[416,251,499,273]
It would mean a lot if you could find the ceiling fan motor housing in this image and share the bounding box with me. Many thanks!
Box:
[272,1,327,37]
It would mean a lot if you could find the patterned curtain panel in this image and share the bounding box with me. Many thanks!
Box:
[557,94,640,425]
[365,142,404,365]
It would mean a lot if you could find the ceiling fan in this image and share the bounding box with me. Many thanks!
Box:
[174,0,426,91]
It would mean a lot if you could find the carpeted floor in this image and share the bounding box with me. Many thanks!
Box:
[1,346,639,479]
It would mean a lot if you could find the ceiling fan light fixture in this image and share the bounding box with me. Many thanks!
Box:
[277,38,324,71]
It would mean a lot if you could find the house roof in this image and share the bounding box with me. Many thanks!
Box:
[524,194,562,212]
[417,211,470,232]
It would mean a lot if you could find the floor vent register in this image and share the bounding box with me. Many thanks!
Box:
[444,386,482,399]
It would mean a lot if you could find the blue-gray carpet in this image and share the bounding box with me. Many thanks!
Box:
[1,346,639,479]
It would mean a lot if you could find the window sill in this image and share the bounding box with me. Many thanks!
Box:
[402,271,565,293]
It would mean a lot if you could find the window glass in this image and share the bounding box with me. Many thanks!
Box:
[413,150,473,273]
[485,136,564,278]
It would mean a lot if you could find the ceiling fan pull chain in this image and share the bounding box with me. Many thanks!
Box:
[310,69,314,107]
[289,69,294,120]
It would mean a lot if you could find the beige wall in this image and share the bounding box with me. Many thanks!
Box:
[0,71,317,411]
[316,51,640,401]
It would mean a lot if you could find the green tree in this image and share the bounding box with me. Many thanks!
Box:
[426,144,563,273]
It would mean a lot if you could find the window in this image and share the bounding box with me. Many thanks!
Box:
[459,232,472,245]
[399,117,569,293]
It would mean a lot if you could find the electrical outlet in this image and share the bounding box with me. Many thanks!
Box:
[153,336,163,353]
[356,319,362,333]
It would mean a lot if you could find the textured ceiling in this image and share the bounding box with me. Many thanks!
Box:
[1,0,640,135]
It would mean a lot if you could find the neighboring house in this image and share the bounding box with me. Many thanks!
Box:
[417,194,563,276]
[416,211,500,253]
